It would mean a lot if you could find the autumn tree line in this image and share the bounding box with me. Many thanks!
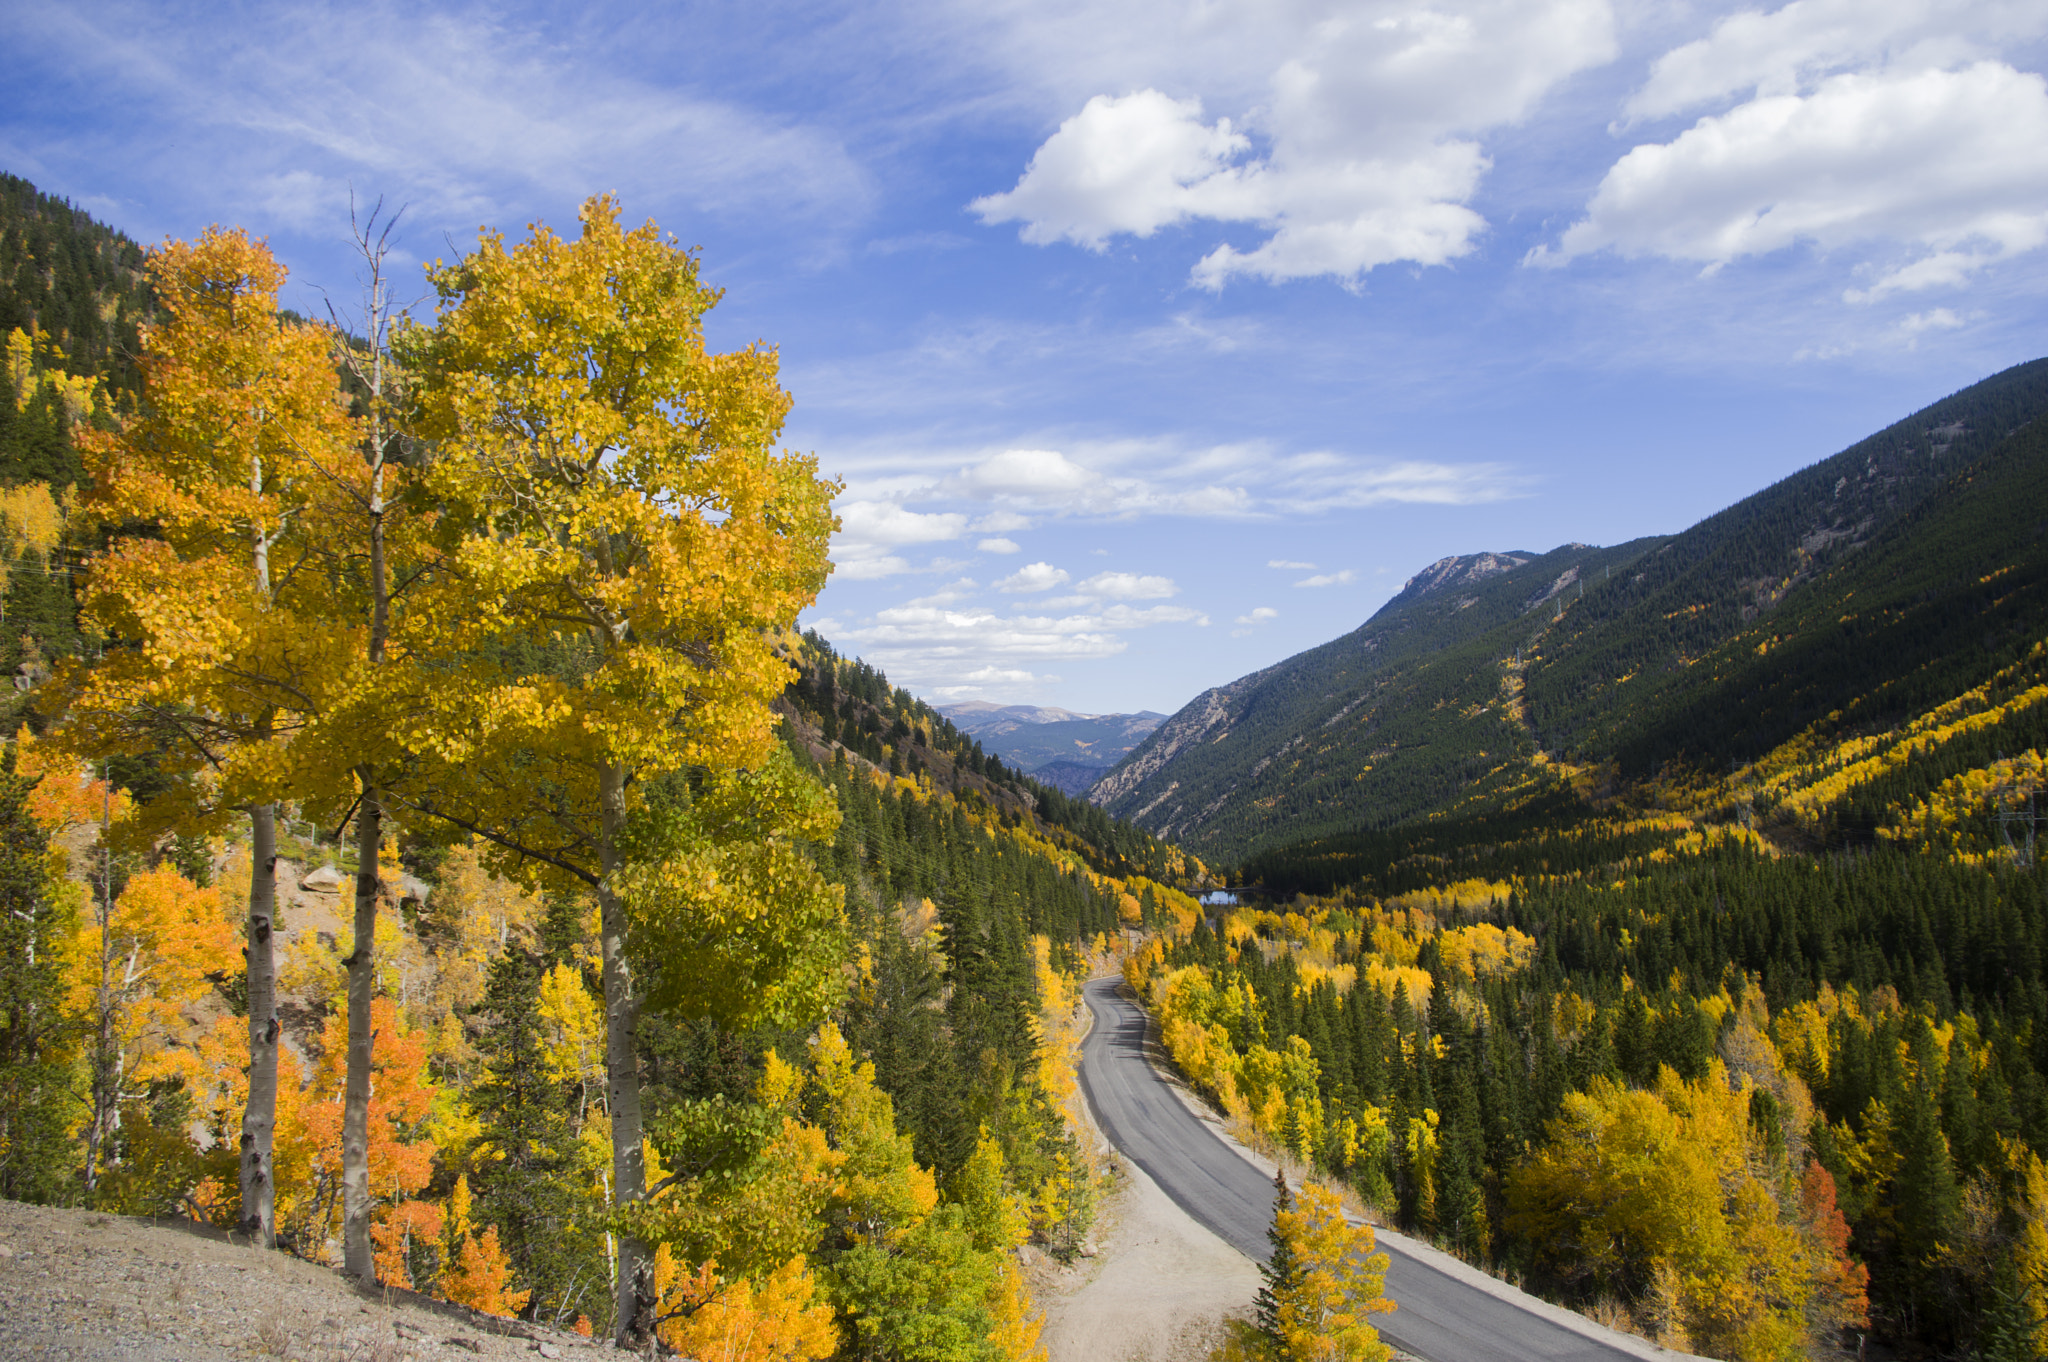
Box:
[1127,835,2048,1360]
[0,188,1197,1358]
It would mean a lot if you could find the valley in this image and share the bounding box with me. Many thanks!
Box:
[4,171,2048,1362]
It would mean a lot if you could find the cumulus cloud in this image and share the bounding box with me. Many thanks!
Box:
[1542,1,2048,296]
[997,561,1072,592]
[837,500,970,545]
[833,553,915,581]
[972,0,1618,287]
[1544,64,2048,283]
[970,91,1251,249]
[1900,307,1965,333]
[1295,569,1357,587]
[1231,603,1279,636]
[821,441,1522,585]
[1075,571,1178,600]
[831,499,972,581]
[1626,0,2046,121]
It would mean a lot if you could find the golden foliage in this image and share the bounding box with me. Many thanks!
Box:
[1275,1181,1395,1361]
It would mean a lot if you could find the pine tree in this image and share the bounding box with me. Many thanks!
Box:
[0,763,71,1203]
[469,945,584,1323]
[1255,1167,1299,1352]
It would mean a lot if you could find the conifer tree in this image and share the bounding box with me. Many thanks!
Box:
[470,944,583,1322]
[0,763,71,1203]
[1255,1167,1299,1351]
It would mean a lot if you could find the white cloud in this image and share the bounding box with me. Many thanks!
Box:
[1075,571,1178,600]
[978,537,1023,553]
[958,448,1101,500]
[997,561,1072,592]
[1235,606,1279,623]
[1295,569,1357,587]
[1900,307,1965,332]
[836,500,970,546]
[1627,0,2045,121]
[834,553,914,581]
[971,511,1035,533]
[1545,64,2048,280]
[1268,559,1316,570]
[972,0,1618,288]
[1544,0,2048,297]
[938,444,1519,520]
[825,594,1208,699]
[830,499,972,581]
[970,90,1250,249]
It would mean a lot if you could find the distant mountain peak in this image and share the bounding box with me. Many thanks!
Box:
[1397,551,1534,604]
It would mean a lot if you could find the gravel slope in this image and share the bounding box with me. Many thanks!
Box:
[0,1200,599,1361]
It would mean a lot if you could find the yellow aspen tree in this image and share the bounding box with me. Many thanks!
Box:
[274,200,476,1283]
[398,194,841,1344]
[660,1256,837,1362]
[61,228,353,1242]
[1273,1181,1396,1362]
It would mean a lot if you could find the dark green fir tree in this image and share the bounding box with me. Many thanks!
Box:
[469,945,587,1325]
[0,763,74,1203]
[1254,1167,1299,1353]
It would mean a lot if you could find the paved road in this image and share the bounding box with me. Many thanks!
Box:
[1078,977,1674,1362]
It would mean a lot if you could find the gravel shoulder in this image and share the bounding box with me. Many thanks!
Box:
[0,1200,601,1362]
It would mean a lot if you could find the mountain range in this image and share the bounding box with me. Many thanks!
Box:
[935,702,1165,792]
[1092,357,2048,876]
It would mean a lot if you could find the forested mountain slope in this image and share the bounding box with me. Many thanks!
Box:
[1098,359,2048,865]
[0,181,1220,1355]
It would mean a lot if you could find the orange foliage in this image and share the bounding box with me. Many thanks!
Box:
[443,1224,530,1318]
[1799,1162,1869,1334]
[373,1199,447,1290]
[63,865,233,1089]
[16,725,130,836]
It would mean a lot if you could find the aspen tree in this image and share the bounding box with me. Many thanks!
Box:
[400,195,840,1344]
[64,228,352,1245]
[299,201,434,1282]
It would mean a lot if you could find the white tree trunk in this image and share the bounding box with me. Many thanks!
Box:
[341,783,380,1279]
[598,761,651,1345]
[239,803,280,1246]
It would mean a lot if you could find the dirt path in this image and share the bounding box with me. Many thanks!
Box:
[1028,1150,1261,1362]
[0,1200,597,1361]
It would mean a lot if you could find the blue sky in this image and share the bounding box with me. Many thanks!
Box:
[7,0,2047,715]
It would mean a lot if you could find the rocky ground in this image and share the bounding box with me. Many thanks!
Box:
[0,1200,601,1362]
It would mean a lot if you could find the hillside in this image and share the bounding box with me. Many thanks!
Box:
[1097,359,2048,867]
[0,184,1222,1355]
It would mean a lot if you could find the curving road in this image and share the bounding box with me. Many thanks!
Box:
[1078,977,1687,1362]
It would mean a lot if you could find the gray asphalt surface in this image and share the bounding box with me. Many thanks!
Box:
[1077,977,1668,1362]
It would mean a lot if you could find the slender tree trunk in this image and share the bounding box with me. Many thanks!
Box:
[339,210,393,1282]
[239,802,280,1246]
[598,759,650,1345]
[83,770,115,1196]
[341,780,380,1279]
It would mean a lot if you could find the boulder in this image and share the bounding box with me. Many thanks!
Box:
[299,864,347,893]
